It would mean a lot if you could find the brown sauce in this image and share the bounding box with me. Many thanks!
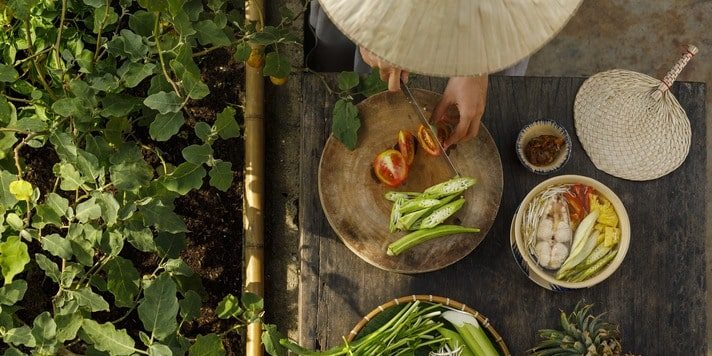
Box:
[525,135,565,166]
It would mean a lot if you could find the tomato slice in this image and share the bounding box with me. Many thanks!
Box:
[373,149,409,187]
[417,124,441,156]
[397,130,415,166]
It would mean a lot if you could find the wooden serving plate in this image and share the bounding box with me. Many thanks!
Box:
[318,89,503,273]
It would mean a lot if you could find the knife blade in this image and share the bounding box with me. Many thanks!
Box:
[400,80,461,177]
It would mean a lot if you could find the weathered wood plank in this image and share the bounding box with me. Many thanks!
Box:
[299,74,707,354]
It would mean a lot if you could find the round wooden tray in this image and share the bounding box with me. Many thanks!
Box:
[318,89,503,273]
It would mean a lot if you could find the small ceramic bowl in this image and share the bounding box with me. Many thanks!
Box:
[516,120,572,174]
[511,175,630,291]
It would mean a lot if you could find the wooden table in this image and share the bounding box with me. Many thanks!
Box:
[298,74,707,354]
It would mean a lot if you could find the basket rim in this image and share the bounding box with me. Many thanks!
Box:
[346,294,511,356]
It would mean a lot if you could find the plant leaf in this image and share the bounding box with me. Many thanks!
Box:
[194,20,230,46]
[0,170,19,208]
[214,107,239,139]
[144,91,183,114]
[70,287,110,312]
[118,62,156,88]
[140,200,188,233]
[262,52,291,78]
[58,163,83,191]
[46,193,69,217]
[80,319,136,355]
[189,333,225,356]
[242,292,264,312]
[35,254,60,283]
[55,312,83,342]
[8,179,32,201]
[337,71,359,91]
[41,234,73,260]
[149,343,173,356]
[0,64,19,82]
[31,312,57,349]
[96,192,119,227]
[179,290,201,321]
[150,112,185,142]
[358,68,388,96]
[193,122,212,143]
[105,256,140,308]
[138,273,179,341]
[76,197,102,223]
[331,99,360,150]
[215,294,242,319]
[209,161,233,192]
[162,162,206,195]
[0,280,26,305]
[182,144,213,165]
[262,323,287,356]
[155,232,187,259]
[110,161,154,192]
[0,236,30,285]
[234,42,251,62]
[4,326,36,347]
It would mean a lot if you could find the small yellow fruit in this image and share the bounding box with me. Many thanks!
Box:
[269,76,288,86]
[246,50,264,68]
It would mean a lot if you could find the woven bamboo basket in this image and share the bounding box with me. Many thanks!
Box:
[346,295,511,355]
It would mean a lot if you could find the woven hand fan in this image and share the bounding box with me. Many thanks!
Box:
[574,45,698,181]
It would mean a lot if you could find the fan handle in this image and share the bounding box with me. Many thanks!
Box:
[652,44,698,100]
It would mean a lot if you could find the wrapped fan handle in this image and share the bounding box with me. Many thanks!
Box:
[652,44,699,100]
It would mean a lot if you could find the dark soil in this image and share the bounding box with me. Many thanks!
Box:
[19,48,246,355]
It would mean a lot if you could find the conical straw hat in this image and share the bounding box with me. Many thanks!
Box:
[317,0,583,76]
[574,45,698,181]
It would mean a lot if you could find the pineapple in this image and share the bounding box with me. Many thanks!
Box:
[529,301,624,356]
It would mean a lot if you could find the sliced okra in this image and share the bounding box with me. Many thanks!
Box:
[419,198,465,229]
[389,197,405,233]
[421,177,476,199]
[384,191,421,202]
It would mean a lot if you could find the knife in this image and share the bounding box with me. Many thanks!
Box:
[400,80,461,177]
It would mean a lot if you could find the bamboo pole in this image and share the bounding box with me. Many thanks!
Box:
[244,0,265,354]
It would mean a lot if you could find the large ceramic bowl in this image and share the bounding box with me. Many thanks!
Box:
[511,175,630,291]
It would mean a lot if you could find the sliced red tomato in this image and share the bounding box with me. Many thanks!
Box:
[397,130,415,166]
[373,149,409,187]
[417,124,441,156]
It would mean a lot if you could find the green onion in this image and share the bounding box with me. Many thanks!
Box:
[442,310,499,356]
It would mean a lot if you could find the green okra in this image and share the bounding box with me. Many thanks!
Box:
[384,191,421,202]
[421,177,476,199]
[389,197,405,233]
[398,197,442,214]
[396,208,432,231]
[419,198,465,229]
[387,225,480,256]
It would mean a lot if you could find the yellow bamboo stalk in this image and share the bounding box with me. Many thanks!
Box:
[244,0,264,354]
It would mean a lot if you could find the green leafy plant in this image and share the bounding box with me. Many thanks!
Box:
[0,0,286,354]
[324,70,387,150]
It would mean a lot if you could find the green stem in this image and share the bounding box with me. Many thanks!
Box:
[13,132,39,178]
[2,95,31,104]
[13,48,51,67]
[93,0,111,61]
[54,0,67,69]
[25,22,57,99]
[154,13,181,96]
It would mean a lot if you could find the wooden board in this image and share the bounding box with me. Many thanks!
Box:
[318,89,503,273]
[298,75,708,354]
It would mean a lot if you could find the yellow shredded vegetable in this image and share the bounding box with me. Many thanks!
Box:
[603,226,620,247]
[589,194,619,227]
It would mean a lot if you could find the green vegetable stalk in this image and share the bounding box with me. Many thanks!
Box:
[387,225,480,256]
[569,249,618,283]
[437,327,474,356]
[441,310,499,356]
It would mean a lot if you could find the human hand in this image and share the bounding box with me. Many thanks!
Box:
[431,75,488,149]
[359,47,409,92]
